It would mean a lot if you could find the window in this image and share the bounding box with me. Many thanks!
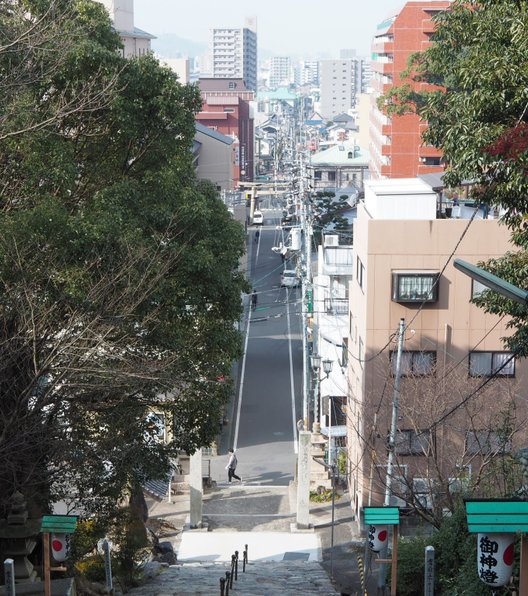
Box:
[392,272,440,303]
[356,257,364,289]
[466,430,512,455]
[395,429,431,455]
[358,337,364,366]
[342,337,349,368]
[391,351,436,376]
[347,152,353,159]
[328,171,336,182]
[469,351,515,377]
[314,170,322,180]
[228,82,237,89]
[224,108,235,113]
[472,279,488,298]
[413,477,433,509]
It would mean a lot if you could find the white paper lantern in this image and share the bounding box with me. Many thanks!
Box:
[51,533,70,563]
[477,532,514,588]
[367,524,389,553]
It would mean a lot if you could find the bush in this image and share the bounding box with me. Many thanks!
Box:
[74,555,106,583]
[309,486,340,503]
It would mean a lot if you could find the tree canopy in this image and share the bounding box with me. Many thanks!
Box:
[0,0,247,518]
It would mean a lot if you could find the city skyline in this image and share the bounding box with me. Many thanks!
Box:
[134,0,406,58]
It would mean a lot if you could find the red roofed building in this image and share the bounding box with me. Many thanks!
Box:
[196,78,255,187]
[369,1,451,179]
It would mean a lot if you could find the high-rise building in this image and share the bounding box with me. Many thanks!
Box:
[369,1,450,179]
[210,18,257,91]
[269,56,291,89]
[319,59,362,120]
[294,61,320,87]
[96,0,154,58]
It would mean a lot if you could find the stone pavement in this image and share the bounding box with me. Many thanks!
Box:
[138,479,377,595]
[127,560,340,595]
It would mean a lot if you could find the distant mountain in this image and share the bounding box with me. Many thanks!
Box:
[152,34,208,59]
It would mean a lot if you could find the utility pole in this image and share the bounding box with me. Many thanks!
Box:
[300,146,310,430]
[378,317,405,594]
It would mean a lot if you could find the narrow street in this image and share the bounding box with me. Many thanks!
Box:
[211,199,304,486]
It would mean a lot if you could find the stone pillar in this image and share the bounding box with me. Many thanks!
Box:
[296,431,311,529]
[189,449,203,529]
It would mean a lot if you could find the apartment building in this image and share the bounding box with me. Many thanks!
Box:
[210,19,257,91]
[319,59,364,121]
[295,61,320,87]
[96,0,154,58]
[269,57,292,89]
[369,1,450,179]
[347,179,528,526]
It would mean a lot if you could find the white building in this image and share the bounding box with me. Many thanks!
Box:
[295,61,320,86]
[269,56,292,89]
[210,18,257,91]
[96,0,154,58]
[312,234,354,463]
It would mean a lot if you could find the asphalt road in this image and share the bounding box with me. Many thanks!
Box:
[211,203,304,486]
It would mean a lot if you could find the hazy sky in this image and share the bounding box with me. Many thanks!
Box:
[134,0,405,58]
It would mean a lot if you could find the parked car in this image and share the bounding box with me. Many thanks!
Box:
[252,210,263,225]
[280,269,300,288]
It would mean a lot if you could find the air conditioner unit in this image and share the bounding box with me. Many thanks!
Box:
[324,235,339,247]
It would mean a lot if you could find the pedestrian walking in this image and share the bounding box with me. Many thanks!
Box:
[225,448,241,483]
[255,229,260,242]
[251,289,258,311]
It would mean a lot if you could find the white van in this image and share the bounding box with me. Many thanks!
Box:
[252,210,263,225]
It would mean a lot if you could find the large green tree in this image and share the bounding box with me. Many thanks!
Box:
[382,0,528,357]
[0,0,247,518]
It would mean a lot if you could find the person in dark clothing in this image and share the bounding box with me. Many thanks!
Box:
[251,289,258,311]
[225,448,241,482]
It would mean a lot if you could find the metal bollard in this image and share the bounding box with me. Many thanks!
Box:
[220,577,226,596]
[230,556,235,588]
[225,571,230,595]
[243,544,248,572]
[234,550,239,580]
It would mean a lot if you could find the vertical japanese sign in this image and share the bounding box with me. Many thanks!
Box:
[4,558,15,596]
[424,545,435,596]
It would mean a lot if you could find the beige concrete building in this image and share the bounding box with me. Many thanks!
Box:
[348,179,528,525]
[96,0,154,58]
[193,123,236,191]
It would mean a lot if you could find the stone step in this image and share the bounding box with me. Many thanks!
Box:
[127,560,340,595]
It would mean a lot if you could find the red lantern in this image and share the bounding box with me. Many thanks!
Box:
[477,532,514,588]
[368,524,388,553]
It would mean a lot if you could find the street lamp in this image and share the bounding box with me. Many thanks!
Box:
[322,358,333,378]
[453,258,528,305]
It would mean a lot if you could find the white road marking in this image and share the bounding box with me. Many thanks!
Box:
[233,308,251,451]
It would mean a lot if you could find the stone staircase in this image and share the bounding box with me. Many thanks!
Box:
[127,560,340,595]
